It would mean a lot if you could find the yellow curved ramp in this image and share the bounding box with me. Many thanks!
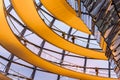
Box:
[11,0,107,60]
[40,0,91,34]
[100,36,107,52]
[0,1,116,79]
[40,0,107,52]
[0,73,11,80]
[56,0,76,15]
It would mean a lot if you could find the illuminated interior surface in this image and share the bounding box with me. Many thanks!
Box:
[0,73,11,80]
[11,0,106,60]
[40,0,91,34]
[0,0,119,80]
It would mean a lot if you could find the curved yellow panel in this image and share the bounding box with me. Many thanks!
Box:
[100,36,107,52]
[40,0,91,34]
[58,0,76,15]
[0,1,116,79]
[60,0,76,15]
[0,73,11,80]
[11,0,107,60]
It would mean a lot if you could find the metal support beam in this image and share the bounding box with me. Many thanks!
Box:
[83,57,87,73]
[36,3,54,18]
[30,18,55,80]
[83,35,90,73]
[57,75,61,80]
[112,0,120,18]
[20,28,27,40]
[108,61,111,78]
[5,54,14,74]
[49,18,56,27]
[7,5,13,13]
[67,28,72,39]
[8,14,25,28]
[57,27,73,80]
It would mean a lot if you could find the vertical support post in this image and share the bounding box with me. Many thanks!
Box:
[5,55,14,74]
[83,57,87,73]
[83,35,90,73]
[108,61,111,78]
[77,0,81,17]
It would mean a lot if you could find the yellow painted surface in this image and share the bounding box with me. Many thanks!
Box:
[103,41,107,51]
[0,1,116,79]
[11,0,107,60]
[59,0,76,15]
[100,36,107,52]
[41,0,91,34]
[0,73,11,80]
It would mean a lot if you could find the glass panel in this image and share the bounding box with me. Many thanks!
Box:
[34,71,57,80]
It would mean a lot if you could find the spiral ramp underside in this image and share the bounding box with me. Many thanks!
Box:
[0,0,117,80]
